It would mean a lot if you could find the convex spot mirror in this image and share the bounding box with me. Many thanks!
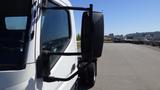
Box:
[81,12,104,58]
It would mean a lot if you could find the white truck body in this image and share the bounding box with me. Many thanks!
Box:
[0,0,78,90]
[0,0,104,89]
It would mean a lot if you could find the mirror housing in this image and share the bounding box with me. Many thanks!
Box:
[81,12,104,59]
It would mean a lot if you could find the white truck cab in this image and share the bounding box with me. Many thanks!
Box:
[0,0,104,90]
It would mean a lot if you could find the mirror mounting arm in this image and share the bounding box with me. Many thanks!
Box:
[38,0,93,11]
[89,4,94,60]
[41,6,90,11]
[43,59,97,82]
[43,71,79,82]
[42,50,82,56]
[49,52,82,56]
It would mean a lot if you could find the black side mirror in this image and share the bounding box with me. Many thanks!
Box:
[81,12,104,59]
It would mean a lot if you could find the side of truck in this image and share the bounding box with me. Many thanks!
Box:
[0,0,104,90]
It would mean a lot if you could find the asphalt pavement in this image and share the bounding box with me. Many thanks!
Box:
[91,43,160,90]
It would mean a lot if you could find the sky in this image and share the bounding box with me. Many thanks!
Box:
[71,0,160,35]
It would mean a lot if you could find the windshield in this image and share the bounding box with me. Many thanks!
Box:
[0,0,31,70]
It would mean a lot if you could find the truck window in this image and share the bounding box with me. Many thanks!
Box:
[0,0,31,70]
[5,16,27,30]
[41,3,70,68]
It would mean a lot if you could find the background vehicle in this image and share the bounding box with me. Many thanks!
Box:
[0,0,104,90]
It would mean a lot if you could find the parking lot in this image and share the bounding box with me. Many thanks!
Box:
[91,43,160,90]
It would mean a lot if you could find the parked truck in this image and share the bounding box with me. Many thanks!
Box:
[0,0,104,90]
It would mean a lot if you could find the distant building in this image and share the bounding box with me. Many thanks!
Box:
[125,31,160,42]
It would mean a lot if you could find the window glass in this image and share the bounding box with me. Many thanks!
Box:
[5,16,27,30]
[0,0,31,70]
[41,3,70,68]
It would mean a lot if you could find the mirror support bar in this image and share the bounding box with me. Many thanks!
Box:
[43,59,97,82]
[49,52,82,56]
[42,50,82,56]
[41,6,90,11]
[43,71,79,82]
[89,4,94,60]
[39,0,93,12]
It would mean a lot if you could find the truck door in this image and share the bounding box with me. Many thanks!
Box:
[39,2,77,90]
